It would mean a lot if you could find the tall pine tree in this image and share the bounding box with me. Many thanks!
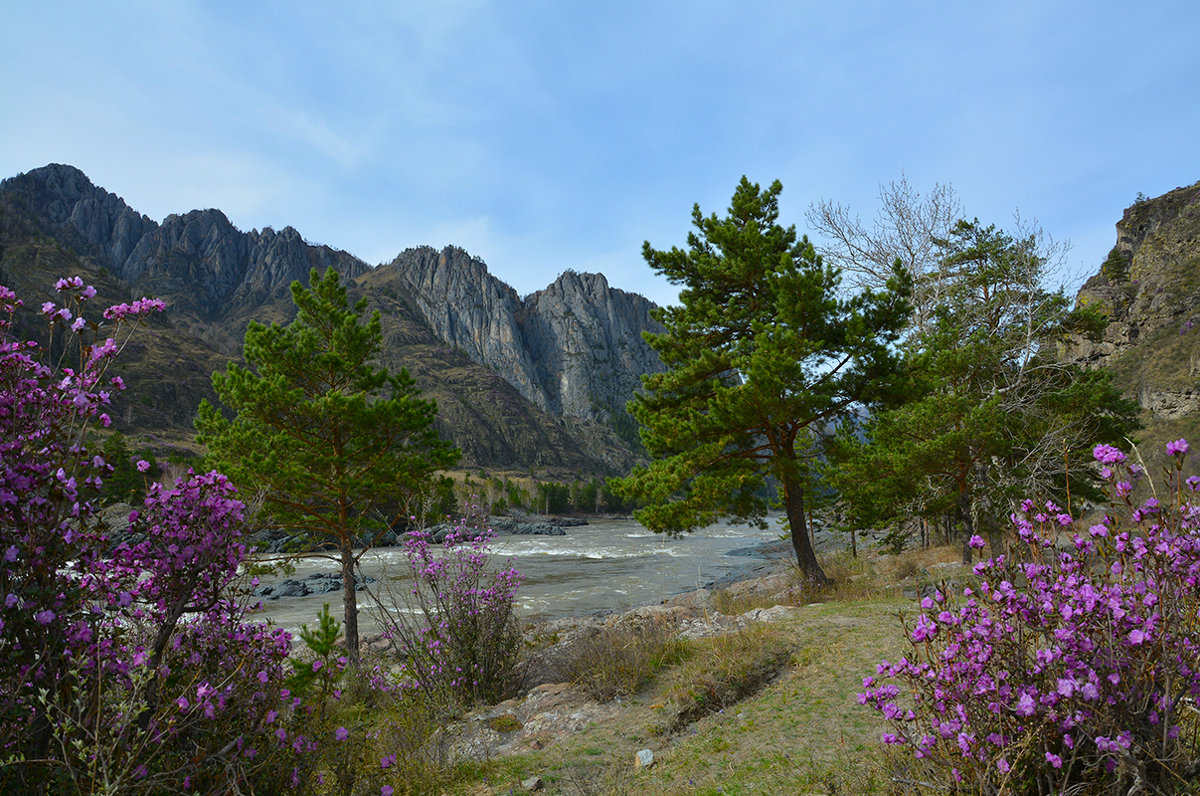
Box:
[614,178,910,585]
[196,268,460,658]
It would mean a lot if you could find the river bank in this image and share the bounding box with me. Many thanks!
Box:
[422,536,951,795]
[246,515,822,635]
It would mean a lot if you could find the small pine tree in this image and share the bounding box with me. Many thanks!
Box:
[196,268,460,659]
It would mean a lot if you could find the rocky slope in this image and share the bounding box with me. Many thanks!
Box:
[0,163,661,475]
[1064,179,1200,459]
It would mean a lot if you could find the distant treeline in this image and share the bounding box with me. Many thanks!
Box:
[435,472,640,518]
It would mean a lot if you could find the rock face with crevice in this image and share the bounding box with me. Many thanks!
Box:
[385,246,664,433]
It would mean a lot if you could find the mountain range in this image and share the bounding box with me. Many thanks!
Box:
[0,164,665,477]
[4,163,1197,483]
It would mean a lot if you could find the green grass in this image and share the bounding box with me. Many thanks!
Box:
[447,593,918,795]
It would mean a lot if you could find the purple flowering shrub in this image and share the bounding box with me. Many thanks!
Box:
[860,439,1200,794]
[374,505,524,705]
[0,280,301,793]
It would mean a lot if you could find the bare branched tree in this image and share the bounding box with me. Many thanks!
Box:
[807,174,962,335]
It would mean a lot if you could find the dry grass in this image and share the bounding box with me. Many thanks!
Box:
[428,544,987,794]
[661,624,795,732]
[556,619,688,702]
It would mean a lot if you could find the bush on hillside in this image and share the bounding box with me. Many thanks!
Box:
[861,439,1200,794]
[371,504,524,705]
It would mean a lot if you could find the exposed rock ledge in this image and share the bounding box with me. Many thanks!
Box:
[1141,388,1200,420]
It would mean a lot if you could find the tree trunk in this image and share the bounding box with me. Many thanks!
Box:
[958,486,974,566]
[783,475,830,587]
[341,543,359,662]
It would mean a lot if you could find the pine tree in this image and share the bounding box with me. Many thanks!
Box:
[614,178,911,585]
[826,220,1140,561]
[195,268,460,658]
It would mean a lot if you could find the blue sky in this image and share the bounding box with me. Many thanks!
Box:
[3,1,1197,306]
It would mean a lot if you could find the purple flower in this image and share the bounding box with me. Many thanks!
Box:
[335,726,349,741]
[381,787,394,796]
[1093,444,1126,464]
[1045,751,1062,769]
[34,609,55,625]
[968,535,985,549]
[1167,439,1189,456]
[136,460,150,472]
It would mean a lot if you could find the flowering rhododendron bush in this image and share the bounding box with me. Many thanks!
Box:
[860,439,1200,794]
[0,280,305,793]
[372,505,524,705]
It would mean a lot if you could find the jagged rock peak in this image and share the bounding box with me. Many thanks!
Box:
[0,163,370,323]
[385,245,664,428]
[390,244,521,301]
[1,163,158,270]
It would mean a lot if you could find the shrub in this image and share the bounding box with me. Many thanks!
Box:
[0,279,297,793]
[372,506,524,705]
[860,439,1200,794]
[1100,247,1129,283]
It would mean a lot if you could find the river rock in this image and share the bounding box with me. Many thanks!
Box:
[256,579,309,599]
[254,572,376,599]
[546,517,588,527]
[421,519,566,542]
[509,522,565,536]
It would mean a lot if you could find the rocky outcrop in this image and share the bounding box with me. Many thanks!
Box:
[0,165,369,345]
[5,167,663,436]
[387,246,541,399]
[0,163,156,272]
[523,269,664,421]
[1062,180,1200,465]
[1065,180,1200,372]
[386,246,664,430]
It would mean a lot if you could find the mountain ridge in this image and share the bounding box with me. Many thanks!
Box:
[0,163,664,475]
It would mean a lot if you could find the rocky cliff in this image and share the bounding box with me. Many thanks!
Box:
[1,165,370,353]
[1064,179,1200,457]
[387,246,663,438]
[0,163,659,475]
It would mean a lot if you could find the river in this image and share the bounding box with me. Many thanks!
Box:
[248,516,788,636]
